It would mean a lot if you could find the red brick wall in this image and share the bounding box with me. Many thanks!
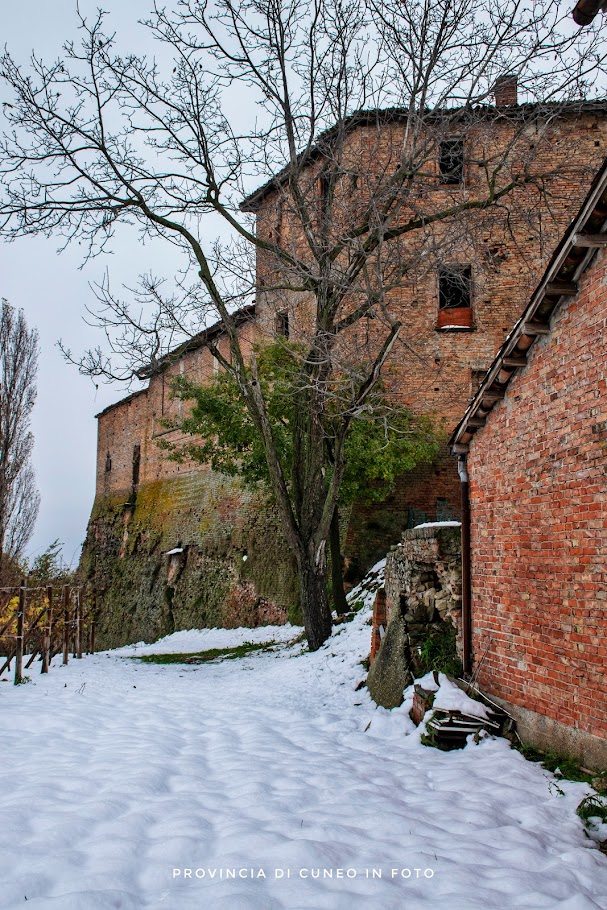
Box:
[252,110,607,565]
[95,111,607,585]
[467,249,607,742]
[96,320,258,499]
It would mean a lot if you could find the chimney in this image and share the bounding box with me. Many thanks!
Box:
[493,74,518,108]
[572,0,606,26]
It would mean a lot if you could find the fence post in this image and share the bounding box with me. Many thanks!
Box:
[42,585,53,674]
[75,588,83,659]
[14,578,26,685]
[62,585,70,665]
[89,590,97,655]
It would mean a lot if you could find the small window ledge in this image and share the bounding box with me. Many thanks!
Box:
[436,324,476,333]
[436,306,474,331]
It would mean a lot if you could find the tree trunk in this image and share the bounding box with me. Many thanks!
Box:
[329,505,348,616]
[297,551,333,651]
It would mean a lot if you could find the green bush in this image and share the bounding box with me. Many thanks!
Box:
[418,623,463,677]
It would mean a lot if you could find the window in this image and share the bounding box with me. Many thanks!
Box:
[275,201,283,245]
[439,266,471,309]
[275,310,290,338]
[439,139,464,184]
[132,444,141,488]
[319,171,331,223]
[105,452,112,473]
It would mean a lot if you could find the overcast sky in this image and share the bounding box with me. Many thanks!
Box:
[1,1,206,566]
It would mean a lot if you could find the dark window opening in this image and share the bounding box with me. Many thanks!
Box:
[132,444,141,488]
[439,139,464,184]
[407,508,427,529]
[275,201,283,245]
[105,453,112,473]
[275,311,290,338]
[439,266,471,309]
[319,171,331,222]
[436,497,456,522]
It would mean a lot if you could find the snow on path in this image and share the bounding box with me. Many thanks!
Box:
[1,589,606,908]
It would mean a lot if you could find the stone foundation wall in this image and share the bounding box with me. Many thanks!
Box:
[80,470,298,649]
[367,523,462,708]
[384,523,463,659]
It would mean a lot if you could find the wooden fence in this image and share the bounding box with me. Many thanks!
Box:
[0,580,98,685]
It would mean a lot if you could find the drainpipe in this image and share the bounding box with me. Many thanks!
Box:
[458,455,472,676]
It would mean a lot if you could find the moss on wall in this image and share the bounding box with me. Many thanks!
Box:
[81,471,299,648]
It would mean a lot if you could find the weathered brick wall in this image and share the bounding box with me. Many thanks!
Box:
[467,248,607,766]
[96,321,258,497]
[83,469,297,648]
[254,109,607,554]
[85,318,299,647]
[87,108,607,646]
[345,451,462,577]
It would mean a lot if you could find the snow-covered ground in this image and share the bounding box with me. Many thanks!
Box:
[1,563,606,909]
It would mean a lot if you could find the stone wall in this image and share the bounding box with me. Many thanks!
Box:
[81,470,298,649]
[384,523,463,643]
[367,523,462,708]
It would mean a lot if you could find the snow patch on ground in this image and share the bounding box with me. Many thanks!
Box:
[345,557,386,611]
[112,623,301,657]
[1,563,606,909]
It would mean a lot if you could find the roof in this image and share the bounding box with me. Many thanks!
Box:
[241,100,607,212]
[95,386,148,419]
[96,303,256,419]
[450,156,607,454]
[136,303,256,379]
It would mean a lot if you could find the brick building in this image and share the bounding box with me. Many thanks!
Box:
[84,93,607,647]
[242,97,607,570]
[451,159,607,768]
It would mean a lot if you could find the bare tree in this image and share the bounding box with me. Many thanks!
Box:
[0,300,40,581]
[0,0,605,647]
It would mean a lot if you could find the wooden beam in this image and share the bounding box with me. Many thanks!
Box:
[572,233,607,248]
[521,321,550,336]
[467,416,486,428]
[544,281,578,297]
[502,355,527,368]
[480,389,505,403]
[14,582,25,686]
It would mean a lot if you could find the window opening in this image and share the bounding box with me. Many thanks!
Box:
[439,266,471,309]
[275,311,290,338]
[319,171,331,222]
[132,444,141,488]
[439,139,464,184]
